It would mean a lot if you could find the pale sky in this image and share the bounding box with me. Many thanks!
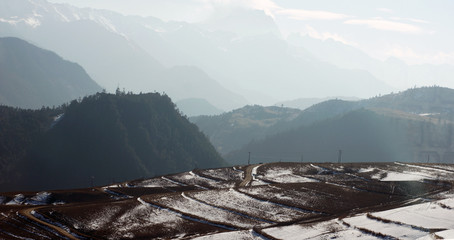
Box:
[49,0,454,66]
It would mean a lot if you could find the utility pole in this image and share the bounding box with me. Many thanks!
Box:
[338,150,342,164]
[248,152,251,165]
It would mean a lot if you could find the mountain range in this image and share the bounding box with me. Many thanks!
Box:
[192,87,454,165]
[0,37,101,109]
[288,33,454,90]
[226,87,454,165]
[190,105,301,155]
[0,0,423,109]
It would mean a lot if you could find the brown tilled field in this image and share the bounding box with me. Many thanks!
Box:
[1,162,454,239]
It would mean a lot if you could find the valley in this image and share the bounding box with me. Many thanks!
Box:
[1,1,454,239]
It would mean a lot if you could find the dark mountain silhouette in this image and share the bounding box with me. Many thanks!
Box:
[0,37,101,109]
[0,92,225,191]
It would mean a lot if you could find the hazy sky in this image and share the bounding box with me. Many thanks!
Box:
[48,0,454,66]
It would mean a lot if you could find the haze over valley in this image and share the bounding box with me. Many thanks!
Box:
[3,0,454,110]
[1,0,454,239]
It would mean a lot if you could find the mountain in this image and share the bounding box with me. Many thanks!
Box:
[193,86,454,162]
[288,33,454,90]
[225,108,453,165]
[166,29,392,102]
[275,96,361,110]
[156,66,246,111]
[176,98,224,117]
[190,105,301,155]
[0,37,101,109]
[0,0,247,111]
[0,92,226,191]
[200,8,281,38]
[364,86,454,116]
[225,86,454,165]
[0,0,393,106]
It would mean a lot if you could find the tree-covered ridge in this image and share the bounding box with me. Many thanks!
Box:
[226,107,454,165]
[0,106,61,189]
[0,92,225,191]
[193,86,454,158]
[190,105,302,155]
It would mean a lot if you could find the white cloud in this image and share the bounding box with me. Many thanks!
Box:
[385,46,454,65]
[377,8,393,13]
[276,8,350,20]
[197,0,279,17]
[344,18,424,34]
[389,17,429,24]
[202,0,349,21]
[303,25,357,46]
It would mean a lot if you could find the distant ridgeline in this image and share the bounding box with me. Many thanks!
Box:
[0,37,102,109]
[0,92,225,191]
[193,86,454,165]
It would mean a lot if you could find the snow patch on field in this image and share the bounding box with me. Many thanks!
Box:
[435,229,454,239]
[168,172,233,188]
[373,170,434,181]
[111,202,184,238]
[162,176,187,186]
[6,194,25,205]
[151,192,259,229]
[74,205,122,230]
[130,178,180,187]
[438,197,454,208]
[202,168,244,181]
[343,214,428,240]
[262,168,318,183]
[26,192,52,205]
[193,230,263,240]
[359,167,375,173]
[396,162,454,174]
[3,192,53,205]
[264,219,380,240]
[191,188,307,223]
[371,199,454,229]
[431,164,454,172]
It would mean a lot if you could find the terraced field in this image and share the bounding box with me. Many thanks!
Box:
[1,162,454,239]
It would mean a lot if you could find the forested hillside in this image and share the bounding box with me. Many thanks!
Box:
[194,86,454,161]
[0,92,225,191]
[226,108,454,165]
[190,105,301,155]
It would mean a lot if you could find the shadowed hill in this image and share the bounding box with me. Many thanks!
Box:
[0,92,225,191]
[0,37,102,109]
[194,87,454,159]
[226,107,454,165]
[190,105,301,155]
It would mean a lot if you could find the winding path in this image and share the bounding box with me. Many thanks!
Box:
[19,206,79,240]
[239,164,261,187]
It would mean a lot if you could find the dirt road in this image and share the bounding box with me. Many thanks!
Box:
[19,206,80,240]
[239,164,260,187]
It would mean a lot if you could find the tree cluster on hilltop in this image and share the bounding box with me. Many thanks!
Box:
[0,92,225,191]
